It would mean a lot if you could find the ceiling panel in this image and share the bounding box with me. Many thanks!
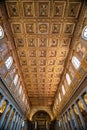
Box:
[5,0,82,106]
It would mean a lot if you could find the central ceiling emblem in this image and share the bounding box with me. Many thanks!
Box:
[38,23,49,34]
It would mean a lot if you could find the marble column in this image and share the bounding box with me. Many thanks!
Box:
[71,107,79,130]
[10,110,16,130]
[4,106,13,130]
[63,115,67,130]
[0,102,10,128]
[13,113,19,130]
[16,115,20,130]
[65,113,70,130]
[80,96,87,113]
[18,118,22,130]
[61,117,64,130]
[35,121,37,129]
[75,103,87,130]
[55,120,59,130]
[67,110,74,130]
[0,96,5,107]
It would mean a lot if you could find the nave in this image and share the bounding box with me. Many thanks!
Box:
[0,0,87,130]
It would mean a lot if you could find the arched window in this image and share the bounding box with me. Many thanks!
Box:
[0,26,4,39]
[82,26,87,40]
[66,73,71,85]
[13,74,18,86]
[72,56,81,70]
[5,56,13,69]
[62,85,66,95]
[59,93,61,102]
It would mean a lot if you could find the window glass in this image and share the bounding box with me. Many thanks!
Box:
[66,73,71,85]
[82,26,87,40]
[59,93,61,102]
[62,85,66,95]
[13,74,18,86]
[5,56,13,69]
[72,56,81,70]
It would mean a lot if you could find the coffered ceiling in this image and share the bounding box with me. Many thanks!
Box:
[5,0,83,107]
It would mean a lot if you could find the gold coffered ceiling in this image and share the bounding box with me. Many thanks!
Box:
[5,0,82,106]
